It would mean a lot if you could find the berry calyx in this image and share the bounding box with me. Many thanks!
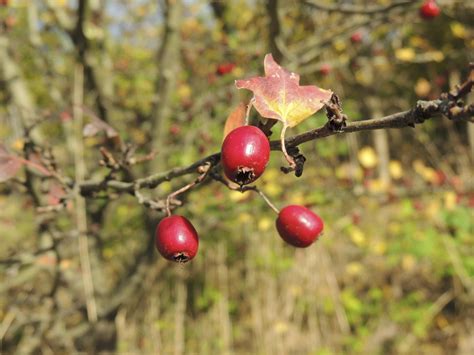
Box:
[276,205,324,248]
[221,125,270,186]
[419,0,440,19]
[155,215,199,263]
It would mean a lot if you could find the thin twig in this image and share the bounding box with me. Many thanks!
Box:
[165,162,212,216]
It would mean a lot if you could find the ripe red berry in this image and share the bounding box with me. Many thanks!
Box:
[216,63,236,76]
[155,215,199,263]
[221,125,270,186]
[276,205,324,248]
[419,0,440,19]
[169,123,181,136]
[319,63,331,76]
[350,32,362,44]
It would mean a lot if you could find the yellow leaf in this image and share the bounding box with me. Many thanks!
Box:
[367,179,389,193]
[395,48,416,62]
[232,66,244,78]
[334,39,347,52]
[289,192,305,206]
[265,182,282,198]
[402,254,416,271]
[238,212,252,223]
[160,181,172,193]
[346,262,363,276]
[355,68,373,86]
[229,190,248,202]
[415,78,431,97]
[371,241,387,255]
[426,200,441,219]
[258,217,272,231]
[436,315,449,329]
[358,146,378,169]
[428,51,445,62]
[289,285,302,296]
[451,22,467,39]
[444,191,457,210]
[389,160,403,179]
[273,321,289,334]
[350,227,366,246]
[11,138,24,151]
[177,84,192,101]
[262,168,280,183]
[409,35,428,48]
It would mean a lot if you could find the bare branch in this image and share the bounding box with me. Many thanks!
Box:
[303,0,414,15]
[77,67,473,199]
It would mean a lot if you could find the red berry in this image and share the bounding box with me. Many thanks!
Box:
[221,125,270,185]
[319,63,331,76]
[169,123,181,136]
[350,32,362,44]
[276,205,324,248]
[155,215,199,263]
[419,0,440,19]
[216,63,236,76]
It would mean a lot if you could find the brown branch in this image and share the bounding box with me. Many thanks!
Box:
[78,101,470,196]
[303,0,414,15]
[77,67,473,199]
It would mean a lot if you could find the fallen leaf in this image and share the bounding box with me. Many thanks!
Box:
[235,54,332,127]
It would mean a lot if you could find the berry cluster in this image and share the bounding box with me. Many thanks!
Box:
[155,125,324,263]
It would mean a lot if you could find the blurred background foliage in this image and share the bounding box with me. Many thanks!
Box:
[0,0,473,354]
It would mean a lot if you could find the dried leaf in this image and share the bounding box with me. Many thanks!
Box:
[83,118,118,139]
[223,102,246,140]
[235,54,332,127]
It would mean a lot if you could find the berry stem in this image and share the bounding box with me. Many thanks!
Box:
[280,123,296,170]
[253,187,280,214]
[245,97,255,125]
[209,171,280,214]
[165,162,211,216]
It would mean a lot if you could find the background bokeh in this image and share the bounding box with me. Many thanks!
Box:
[0,0,473,354]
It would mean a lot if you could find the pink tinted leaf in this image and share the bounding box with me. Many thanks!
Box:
[80,107,120,142]
[83,118,118,138]
[235,54,333,127]
[21,158,51,176]
[0,143,24,183]
[83,123,101,137]
[47,181,66,205]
